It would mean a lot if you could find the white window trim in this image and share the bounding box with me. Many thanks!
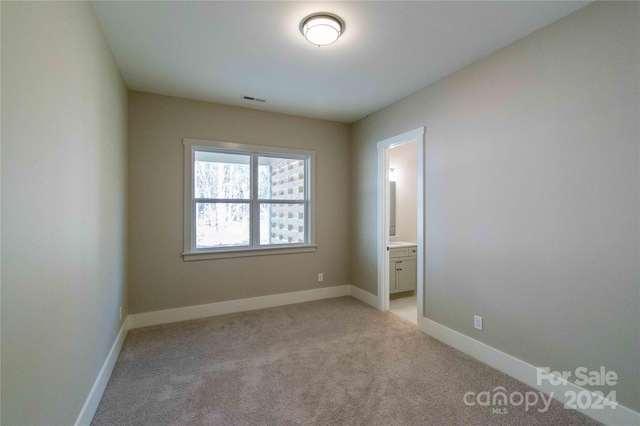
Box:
[182,138,316,261]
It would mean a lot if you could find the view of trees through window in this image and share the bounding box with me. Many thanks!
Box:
[194,151,306,248]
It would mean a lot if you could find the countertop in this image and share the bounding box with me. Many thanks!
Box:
[389,241,417,248]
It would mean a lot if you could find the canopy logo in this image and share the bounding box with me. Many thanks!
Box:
[463,387,553,414]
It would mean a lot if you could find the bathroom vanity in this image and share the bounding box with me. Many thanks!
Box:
[389,242,417,294]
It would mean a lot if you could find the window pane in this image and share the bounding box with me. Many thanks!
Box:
[196,202,250,248]
[195,151,250,199]
[258,157,305,200]
[260,203,305,245]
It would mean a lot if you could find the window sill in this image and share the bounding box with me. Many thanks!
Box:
[182,244,317,261]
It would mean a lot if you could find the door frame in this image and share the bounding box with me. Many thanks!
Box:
[376,127,425,316]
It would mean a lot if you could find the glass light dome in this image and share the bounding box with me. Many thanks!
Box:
[301,14,343,46]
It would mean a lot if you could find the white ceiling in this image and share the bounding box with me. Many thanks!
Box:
[92,1,590,123]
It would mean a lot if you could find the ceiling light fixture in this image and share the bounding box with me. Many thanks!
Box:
[300,13,344,46]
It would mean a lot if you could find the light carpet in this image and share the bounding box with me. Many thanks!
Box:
[92,297,600,425]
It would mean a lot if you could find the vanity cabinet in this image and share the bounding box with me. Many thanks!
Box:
[389,246,417,294]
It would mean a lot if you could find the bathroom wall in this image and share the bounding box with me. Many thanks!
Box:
[389,142,418,243]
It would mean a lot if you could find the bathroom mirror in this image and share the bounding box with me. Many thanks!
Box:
[389,181,396,236]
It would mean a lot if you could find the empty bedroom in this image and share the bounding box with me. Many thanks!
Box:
[1,1,638,425]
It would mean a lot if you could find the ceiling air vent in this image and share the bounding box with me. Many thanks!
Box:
[242,96,266,103]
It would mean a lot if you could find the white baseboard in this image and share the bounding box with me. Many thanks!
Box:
[349,285,378,308]
[75,319,129,426]
[418,317,639,426]
[128,285,351,329]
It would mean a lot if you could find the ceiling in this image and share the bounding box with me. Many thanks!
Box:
[92,1,590,123]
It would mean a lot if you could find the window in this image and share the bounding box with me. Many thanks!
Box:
[183,138,316,260]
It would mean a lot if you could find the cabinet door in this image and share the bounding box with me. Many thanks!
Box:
[397,258,417,292]
[389,260,398,294]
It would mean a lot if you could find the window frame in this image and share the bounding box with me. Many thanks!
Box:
[183,138,316,261]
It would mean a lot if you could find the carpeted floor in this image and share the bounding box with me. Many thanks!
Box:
[92,297,600,425]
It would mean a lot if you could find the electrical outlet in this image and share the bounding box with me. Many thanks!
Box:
[119,306,122,321]
[318,273,323,282]
[474,315,483,331]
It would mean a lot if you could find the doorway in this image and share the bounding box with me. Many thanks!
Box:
[376,127,425,324]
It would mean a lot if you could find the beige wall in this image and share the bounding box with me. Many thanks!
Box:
[1,2,128,424]
[389,142,418,243]
[128,92,350,314]
[351,1,639,412]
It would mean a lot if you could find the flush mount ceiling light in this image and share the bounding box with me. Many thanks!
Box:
[300,13,344,46]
